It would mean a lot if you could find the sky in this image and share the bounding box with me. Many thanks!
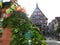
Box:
[3,0,60,23]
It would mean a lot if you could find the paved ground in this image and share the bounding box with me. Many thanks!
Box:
[47,40,60,45]
[46,38,60,45]
[48,43,60,45]
[43,35,60,45]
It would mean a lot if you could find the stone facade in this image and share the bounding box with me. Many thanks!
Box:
[48,17,60,32]
[48,20,54,32]
[53,17,60,31]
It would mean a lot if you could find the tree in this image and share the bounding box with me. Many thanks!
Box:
[2,2,47,45]
[56,28,60,33]
[2,10,47,45]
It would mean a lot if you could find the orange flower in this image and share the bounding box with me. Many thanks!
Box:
[16,6,21,11]
[21,7,26,13]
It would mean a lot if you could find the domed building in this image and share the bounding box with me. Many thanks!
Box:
[30,3,48,34]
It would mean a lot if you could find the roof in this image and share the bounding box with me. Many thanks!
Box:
[30,3,48,20]
[55,17,60,21]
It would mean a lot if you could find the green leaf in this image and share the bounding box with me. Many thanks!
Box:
[6,8,12,14]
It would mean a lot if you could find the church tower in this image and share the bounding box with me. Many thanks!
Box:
[30,3,48,34]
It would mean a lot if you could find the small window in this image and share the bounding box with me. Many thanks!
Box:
[43,26,45,28]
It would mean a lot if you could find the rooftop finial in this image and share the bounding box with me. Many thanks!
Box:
[36,3,39,9]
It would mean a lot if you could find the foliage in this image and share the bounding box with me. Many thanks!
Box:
[2,2,11,8]
[55,28,60,34]
[2,6,47,45]
[0,2,2,8]
[6,8,13,14]
[10,4,16,10]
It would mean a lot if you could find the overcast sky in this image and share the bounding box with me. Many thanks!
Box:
[4,0,60,23]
